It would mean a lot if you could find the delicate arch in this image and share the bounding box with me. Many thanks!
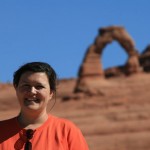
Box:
[75,26,141,93]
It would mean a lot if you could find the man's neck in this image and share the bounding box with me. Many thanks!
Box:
[17,110,49,129]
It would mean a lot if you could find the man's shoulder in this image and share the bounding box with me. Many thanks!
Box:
[0,117,16,128]
[48,115,78,130]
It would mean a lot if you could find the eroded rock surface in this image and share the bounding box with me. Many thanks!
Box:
[75,26,142,94]
[139,45,150,72]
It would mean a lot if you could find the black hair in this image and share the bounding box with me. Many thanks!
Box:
[13,62,57,93]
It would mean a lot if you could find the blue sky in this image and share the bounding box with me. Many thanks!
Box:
[0,0,150,83]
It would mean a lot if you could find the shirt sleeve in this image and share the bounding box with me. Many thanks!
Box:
[67,121,89,150]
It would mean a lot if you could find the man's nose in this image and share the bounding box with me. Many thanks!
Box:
[30,86,37,94]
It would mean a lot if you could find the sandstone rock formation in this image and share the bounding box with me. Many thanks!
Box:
[105,44,150,78]
[75,26,142,94]
[139,45,150,72]
[1,73,150,150]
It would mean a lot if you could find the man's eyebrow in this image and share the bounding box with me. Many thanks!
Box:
[19,80,28,83]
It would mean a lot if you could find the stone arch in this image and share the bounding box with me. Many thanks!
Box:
[75,26,141,93]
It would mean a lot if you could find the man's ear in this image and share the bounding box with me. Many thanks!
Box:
[14,84,17,90]
[49,91,54,99]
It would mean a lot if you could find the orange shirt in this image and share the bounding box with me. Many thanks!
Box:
[0,115,89,150]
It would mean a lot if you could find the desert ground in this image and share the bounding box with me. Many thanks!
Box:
[0,72,150,150]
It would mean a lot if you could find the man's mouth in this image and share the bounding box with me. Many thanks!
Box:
[25,98,40,103]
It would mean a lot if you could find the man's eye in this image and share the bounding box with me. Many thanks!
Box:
[22,84,30,88]
[36,85,44,89]
[19,84,31,91]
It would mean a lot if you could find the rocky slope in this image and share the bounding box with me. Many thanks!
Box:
[1,72,150,150]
